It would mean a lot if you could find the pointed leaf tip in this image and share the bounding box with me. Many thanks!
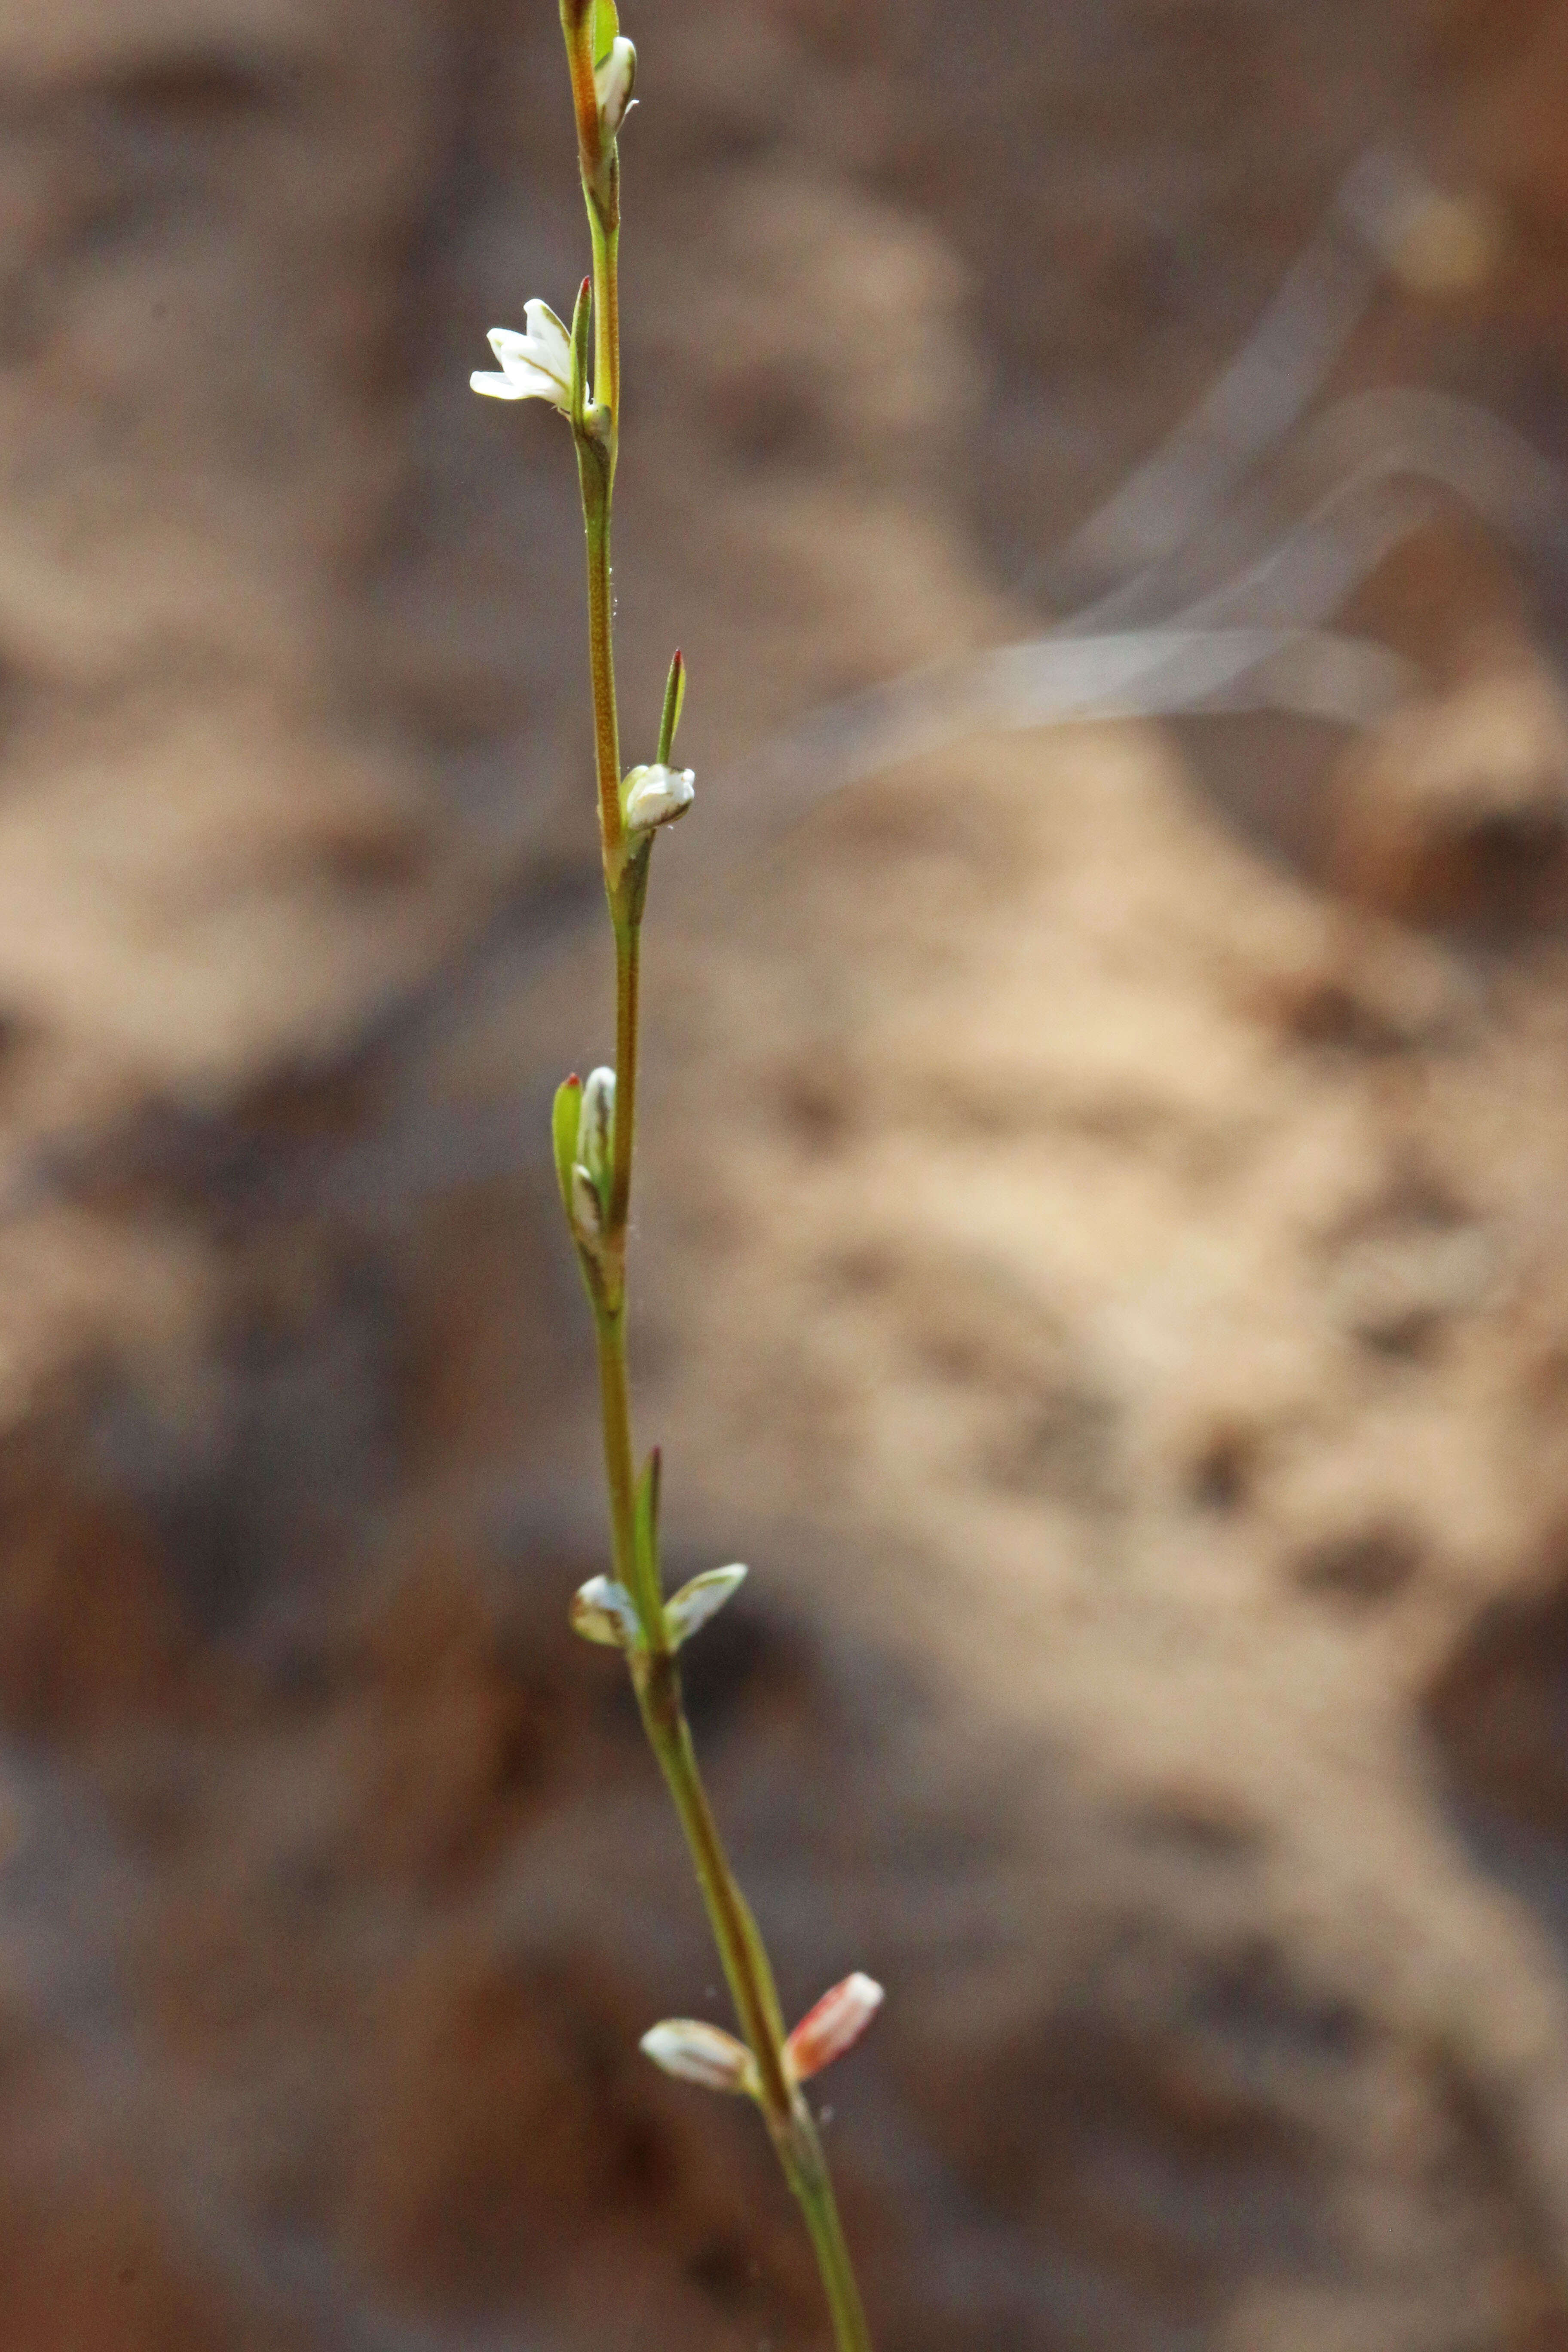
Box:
[632,1447,663,1601]
[591,0,620,67]
[657,648,688,766]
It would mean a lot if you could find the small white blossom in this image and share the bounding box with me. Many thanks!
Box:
[471,299,573,409]
[595,35,637,139]
[623,763,695,834]
[640,2019,757,2096]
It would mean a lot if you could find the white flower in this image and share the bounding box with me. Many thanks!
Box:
[640,2018,757,2096]
[622,763,695,834]
[595,35,637,140]
[471,299,573,409]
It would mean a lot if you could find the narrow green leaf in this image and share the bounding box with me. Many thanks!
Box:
[633,1445,662,1595]
[569,275,592,425]
[592,0,619,67]
[552,1074,582,1219]
[656,648,686,766]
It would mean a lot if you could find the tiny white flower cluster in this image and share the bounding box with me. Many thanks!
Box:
[623,762,695,835]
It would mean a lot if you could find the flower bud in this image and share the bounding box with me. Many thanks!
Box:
[784,1973,884,2083]
[622,764,695,835]
[640,2018,758,2096]
[570,1575,642,1649]
[595,34,637,140]
[663,1563,747,1649]
[578,1065,616,1190]
[570,1164,603,1248]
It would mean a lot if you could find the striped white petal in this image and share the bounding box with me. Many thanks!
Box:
[471,368,541,401]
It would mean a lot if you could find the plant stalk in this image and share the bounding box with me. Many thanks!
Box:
[559,12,874,2344]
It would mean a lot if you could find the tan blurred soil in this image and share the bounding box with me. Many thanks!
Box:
[1,1,1568,2348]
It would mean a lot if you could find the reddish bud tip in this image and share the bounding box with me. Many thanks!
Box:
[784,1972,884,2083]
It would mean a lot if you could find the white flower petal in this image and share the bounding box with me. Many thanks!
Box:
[471,369,535,400]
[522,298,573,379]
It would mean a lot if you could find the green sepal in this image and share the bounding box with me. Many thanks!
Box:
[592,0,619,67]
[656,649,686,767]
[552,1074,582,1221]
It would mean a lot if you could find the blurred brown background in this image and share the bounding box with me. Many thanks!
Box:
[1,0,1568,2345]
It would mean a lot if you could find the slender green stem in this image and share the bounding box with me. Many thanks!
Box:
[791,2127,875,2352]
[591,1302,873,2352]
[557,12,875,2347]
[579,457,622,870]
[594,1302,638,1594]
[609,906,639,1239]
[589,194,621,450]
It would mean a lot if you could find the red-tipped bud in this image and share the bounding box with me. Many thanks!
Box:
[784,1972,884,2083]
